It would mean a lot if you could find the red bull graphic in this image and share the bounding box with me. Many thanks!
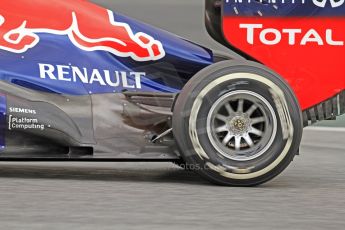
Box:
[0,0,165,62]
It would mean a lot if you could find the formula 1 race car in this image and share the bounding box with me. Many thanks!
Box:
[0,0,344,186]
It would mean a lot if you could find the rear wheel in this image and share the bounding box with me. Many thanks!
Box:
[173,60,303,186]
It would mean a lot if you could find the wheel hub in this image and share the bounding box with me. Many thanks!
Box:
[229,115,250,135]
[206,90,277,161]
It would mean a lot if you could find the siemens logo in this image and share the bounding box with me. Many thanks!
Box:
[226,0,345,8]
[9,107,37,115]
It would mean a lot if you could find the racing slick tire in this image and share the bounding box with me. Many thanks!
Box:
[172,60,303,186]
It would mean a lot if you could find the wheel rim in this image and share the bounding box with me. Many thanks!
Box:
[206,90,277,161]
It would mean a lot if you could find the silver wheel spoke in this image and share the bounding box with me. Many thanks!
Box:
[237,99,244,113]
[246,104,257,116]
[215,125,228,133]
[206,90,277,162]
[222,133,233,145]
[234,136,241,151]
[250,127,263,136]
[243,134,254,147]
[215,114,227,122]
[225,103,234,116]
[251,116,266,125]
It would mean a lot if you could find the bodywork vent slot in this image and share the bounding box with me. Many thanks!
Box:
[303,91,345,127]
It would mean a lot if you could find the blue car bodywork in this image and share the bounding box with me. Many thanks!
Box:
[0,3,216,159]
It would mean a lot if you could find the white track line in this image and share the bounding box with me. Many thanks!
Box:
[304,126,345,132]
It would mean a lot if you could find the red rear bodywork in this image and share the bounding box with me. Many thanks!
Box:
[206,0,345,112]
[222,17,345,110]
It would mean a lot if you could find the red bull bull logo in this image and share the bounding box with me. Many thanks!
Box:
[0,0,165,62]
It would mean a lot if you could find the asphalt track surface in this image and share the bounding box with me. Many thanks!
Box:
[1,1,345,229]
[0,128,345,230]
